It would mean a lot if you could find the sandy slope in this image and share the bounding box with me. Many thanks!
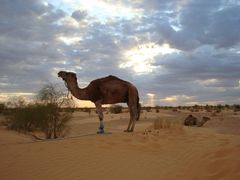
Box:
[0,111,240,180]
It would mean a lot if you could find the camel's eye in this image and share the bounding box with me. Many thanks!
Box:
[62,73,68,80]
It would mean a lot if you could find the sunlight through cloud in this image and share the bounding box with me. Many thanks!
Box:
[147,93,155,107]
[160,95,194,106]
[49,0,141,22]
[120,43,179,74]
[57,36,82,45]
[0,93,36,102]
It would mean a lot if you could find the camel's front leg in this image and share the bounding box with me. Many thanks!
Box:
[95,102,104,134]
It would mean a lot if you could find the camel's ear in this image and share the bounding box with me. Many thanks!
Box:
[71,73,77,80]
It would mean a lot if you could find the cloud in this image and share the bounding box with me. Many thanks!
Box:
[135,0,240,51]
[71,10,88,21]
[0,0,240,105]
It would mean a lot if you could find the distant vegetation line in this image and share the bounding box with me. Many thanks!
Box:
[0,82,239,140]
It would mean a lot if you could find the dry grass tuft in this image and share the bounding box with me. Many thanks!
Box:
[153,117,183,130]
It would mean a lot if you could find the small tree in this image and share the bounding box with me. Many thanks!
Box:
[6,84,73,139]
[36,84,73,138]
[37,84,62,104]
[145,106,152,112]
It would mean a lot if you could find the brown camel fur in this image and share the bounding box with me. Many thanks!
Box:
[58,71,140,133]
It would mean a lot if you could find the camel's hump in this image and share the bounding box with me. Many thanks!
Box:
[91,75,128,84]
[102,75,126,82]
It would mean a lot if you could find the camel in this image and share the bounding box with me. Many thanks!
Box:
[58,71,140,133]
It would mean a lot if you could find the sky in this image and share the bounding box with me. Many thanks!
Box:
[0,0,240,107]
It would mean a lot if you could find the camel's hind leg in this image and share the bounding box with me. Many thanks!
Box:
[129,106,138,132]
[125,116,133,132]
[125,86,139,132]
[124,105,136,132]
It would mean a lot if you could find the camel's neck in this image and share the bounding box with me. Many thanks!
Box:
[65,79,89,100]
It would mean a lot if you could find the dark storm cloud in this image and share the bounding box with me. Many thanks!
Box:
[135,0,240,50]
[206,5,240,48]
[0,0,66,41]
[0,0,239,105]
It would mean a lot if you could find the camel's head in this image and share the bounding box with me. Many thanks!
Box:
[58,71,77,82]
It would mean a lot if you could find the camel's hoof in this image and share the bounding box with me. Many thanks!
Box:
[97,130,105,134]
[124,129,133,133]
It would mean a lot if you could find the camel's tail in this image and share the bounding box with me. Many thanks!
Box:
[136,95,141,121]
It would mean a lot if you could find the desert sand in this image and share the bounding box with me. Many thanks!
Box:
[1,110,240,180]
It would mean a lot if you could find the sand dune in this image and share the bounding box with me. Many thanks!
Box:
[0,110,240,180]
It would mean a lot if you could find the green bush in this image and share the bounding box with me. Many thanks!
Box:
[110,105,123,114]
[233,104,240,112]
[3,83,73,139]
[0,103,5,114]
[6,103,72,139]
[146,106,152,112]
[7,106,35,132]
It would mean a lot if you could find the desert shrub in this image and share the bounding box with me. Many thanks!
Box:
[224,104,230,109]
[233,104,240,112]
[36,103,71,138]
[153,118,182,130]
[211,112,217,116]
[144,106,151,112]
[184,115,197,126]
[205,104,212,112]
[81,107,91,115]
[5,84,73,139]
[193,104,200,111]
[154,118,171,129]
[7,105,37,132]
[155,105,160,113]
[154,118,164,129]
[110,105,123,114]
[217,104,223,110]
[0,103,5,114]
[172,107,178,112]
[60,107,75,113]
[6,103,71,139]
